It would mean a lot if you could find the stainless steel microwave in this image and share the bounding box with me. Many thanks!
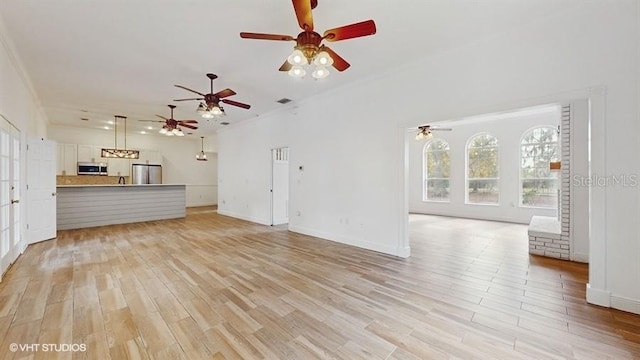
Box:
[77,162,107,175]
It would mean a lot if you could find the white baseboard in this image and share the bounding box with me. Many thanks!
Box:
[217,210,270,226]
[586,283,611,307]
[572,252,589,263]
[611,295,640,315]
[396,245,411,258]
[288,225,407,258]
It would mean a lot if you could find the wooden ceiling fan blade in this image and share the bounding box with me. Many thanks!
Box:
[323,20,377,42]
[155,115,169,121]
[279,60,293,72]
[138,120,165,123]
[178,120,199,124]
[221,99,251,109]
[214,88,237,99]
[240,32,295,41]
[324,47,350,71]
[180,124,198,130]
[292,0,314,31]
[432,128,453,131]
[174,97,204,102]
[174,85,206,96]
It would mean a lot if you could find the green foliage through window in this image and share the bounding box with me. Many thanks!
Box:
[520,126,559,207]
[467,133,499,204]
[424,139,450,201]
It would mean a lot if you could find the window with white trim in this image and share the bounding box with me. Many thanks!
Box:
[423,139,450,202]
[520,126,559,207]
[466,133,499,204]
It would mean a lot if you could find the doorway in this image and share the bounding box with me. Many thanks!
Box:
[0,114,21,280]
[271,147,289,226]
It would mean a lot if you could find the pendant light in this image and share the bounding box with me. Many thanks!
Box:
[101,115,140,159]
[196,136,208,161]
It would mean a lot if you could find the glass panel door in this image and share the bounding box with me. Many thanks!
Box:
[0,115,20,278]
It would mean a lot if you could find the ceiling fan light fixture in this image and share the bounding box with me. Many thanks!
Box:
[210,105,224,116]
[415,126,433,141]
[201,111,215,119]
[159,127,168,134]
[312,66,329,79]
[287,49,307,65]
[196,102,207,114]
[313,51,333,67]
[288,66,306,78]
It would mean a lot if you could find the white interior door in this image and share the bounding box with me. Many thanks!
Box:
[271,147,289,226]
[1,115,21,279]
[27,137,57,244]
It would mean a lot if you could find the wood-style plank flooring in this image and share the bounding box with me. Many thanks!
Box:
[0,208,639,359]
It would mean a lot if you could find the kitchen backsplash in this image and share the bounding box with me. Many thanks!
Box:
[57,175,131,185]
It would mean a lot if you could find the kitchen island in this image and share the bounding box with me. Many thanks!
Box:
[56,184,186,230]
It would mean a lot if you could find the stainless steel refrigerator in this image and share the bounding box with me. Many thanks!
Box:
[131,164,162,184]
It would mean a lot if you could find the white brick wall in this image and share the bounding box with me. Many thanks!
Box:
[528,104,572,261]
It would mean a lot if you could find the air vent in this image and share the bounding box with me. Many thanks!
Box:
[276,98,292,104]
[220,122,230,126]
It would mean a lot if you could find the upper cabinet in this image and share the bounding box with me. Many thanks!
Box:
[57,143,161,177]
[56,143,78,176]
[136,150,162,165]
[77,144,107,163]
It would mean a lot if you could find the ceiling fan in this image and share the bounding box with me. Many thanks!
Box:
[174,73,251,119]
[240,0,376,78]
[416,125,452,140]
[138,105,198,137]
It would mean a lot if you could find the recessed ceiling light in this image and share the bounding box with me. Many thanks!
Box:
[140,131,147,135]
[107,120,114,125]
[103,126,110,130]
[146,126,153,130]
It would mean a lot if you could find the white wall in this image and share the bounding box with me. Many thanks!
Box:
[408,106,559,224]
[217,113,289,224]
[218,2,640,313]
[0,16,49,255]
[48,125,218,207]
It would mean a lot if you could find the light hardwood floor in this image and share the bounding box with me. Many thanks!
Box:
[0,208,639,359]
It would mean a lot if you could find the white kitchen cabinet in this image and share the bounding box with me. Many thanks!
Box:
[108,158,130,176]
[56,143,78,176]
[77,144,108,163]
[137,150,162,165]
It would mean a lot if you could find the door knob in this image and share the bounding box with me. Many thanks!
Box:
[52,193,57,197]
[11,199,19,204]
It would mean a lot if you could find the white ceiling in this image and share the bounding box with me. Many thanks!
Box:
[0,0,577,138]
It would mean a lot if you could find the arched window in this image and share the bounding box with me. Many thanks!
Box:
[520,126,559,207]
[466,133,499,204]
[423,139,450,201]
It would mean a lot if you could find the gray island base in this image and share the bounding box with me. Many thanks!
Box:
[56,184,186,230]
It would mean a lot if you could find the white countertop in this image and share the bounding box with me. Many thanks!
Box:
[57,184,186,188]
